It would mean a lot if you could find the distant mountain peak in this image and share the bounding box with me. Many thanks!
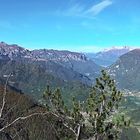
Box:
[0,42,31,60]
[0,41,8,46]
[85,46,135,67]
[0,41,25,50]
[102,46,133,53]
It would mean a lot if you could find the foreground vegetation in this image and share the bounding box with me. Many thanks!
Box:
[0,70,140,140]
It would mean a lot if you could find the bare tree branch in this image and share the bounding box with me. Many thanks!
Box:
[2,95,23,120]
[51,112,77,136]
[0,112,48,132]
[0,73,12,118]
[76,125,81,140]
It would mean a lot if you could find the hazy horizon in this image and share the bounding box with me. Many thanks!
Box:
[1,41,138,53]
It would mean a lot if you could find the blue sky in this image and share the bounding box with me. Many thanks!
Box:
[0,0,140,52]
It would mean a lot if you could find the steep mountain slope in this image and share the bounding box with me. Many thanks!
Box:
[0,59,91,102]
[0,84,58,140]
[86,47,132,67]
[107,50,140,140]
[108,49,140,90]
[32,49,102,80]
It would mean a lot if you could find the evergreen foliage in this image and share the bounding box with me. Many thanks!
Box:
[43,70,130,140]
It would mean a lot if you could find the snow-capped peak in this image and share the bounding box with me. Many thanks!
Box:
[103,46,133,52]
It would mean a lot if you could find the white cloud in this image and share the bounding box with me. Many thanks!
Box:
[54,0,113,18]
[63,4,84,16]
[85,0,113,16]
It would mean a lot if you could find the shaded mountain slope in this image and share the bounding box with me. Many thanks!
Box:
[0,85,58,140]
[0,59,90,102]
[108,49,140,90]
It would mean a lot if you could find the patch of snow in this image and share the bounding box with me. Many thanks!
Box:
[110,73,116,77]
[116,65,119,69]
[85,73,90,76]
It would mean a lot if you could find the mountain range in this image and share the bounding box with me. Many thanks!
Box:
[0,41,101,81]
[1,41,140,96]
[85,47,133,67]
[0,42,102,101]
[1,41,140,92]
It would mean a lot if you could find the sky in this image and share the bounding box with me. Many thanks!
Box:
[0,0,140,52]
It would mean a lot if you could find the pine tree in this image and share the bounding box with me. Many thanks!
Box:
[43,70,130,140]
